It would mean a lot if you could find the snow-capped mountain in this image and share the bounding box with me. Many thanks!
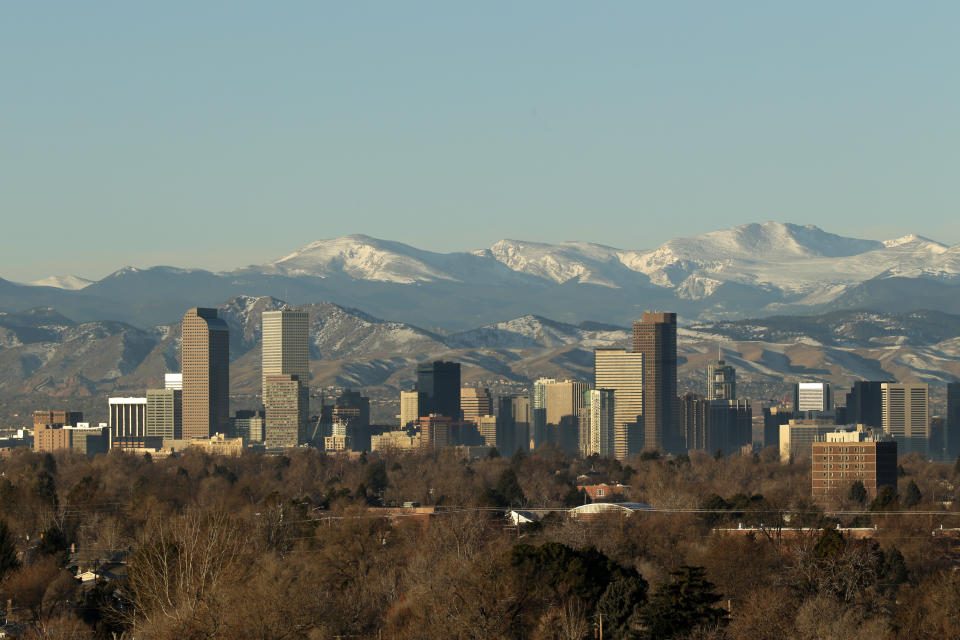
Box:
[26,275,94,290]
[248,222,960,302]
[5,222,960,329]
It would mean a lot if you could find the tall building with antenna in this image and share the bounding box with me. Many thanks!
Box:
[706,348,736,401]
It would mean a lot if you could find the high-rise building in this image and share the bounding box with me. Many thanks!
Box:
[145,389,182,439]
[709,399,753,456]
[531,378,556,449]
[587,389,616,458]
[881,383,929,456]
[794,382,832,414]
[416,361,461,419]
[498,394,530,455]
[594,349,644,460]
[263,374,308,449]
[844,381,886,428]
[542,380,589,453]
[478,415,498,448]
[633,312,679,453]
[420,415,453,449]
[181,308,230,439]
[400,391,421,427]
[334,390,371,451]
[109,397,147,438]
[706,359,736,401]
[680,392,709,451]
[233,410,264,443]
[164,373,183,390]
[763,406,792,450]
[947,382,960,461]
[260,310,310,398]
[780,420,838,461]
[32,411,83,429]
[461,387,493,424]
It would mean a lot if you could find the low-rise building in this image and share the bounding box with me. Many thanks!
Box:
[812,430,897,499]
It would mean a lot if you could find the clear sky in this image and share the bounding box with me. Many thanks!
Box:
[2,2,958,281]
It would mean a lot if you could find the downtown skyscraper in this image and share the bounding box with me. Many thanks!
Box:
[594,349,643,459]
[633,312,679,453]
[181,307,230,439]
[261,309,310,448]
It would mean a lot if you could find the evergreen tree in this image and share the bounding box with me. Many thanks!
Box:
[870,485,899,511]
[848,480,867,505]
[0,519,19,581]
[597,575,648,639]
[903,479,922,507]
[639,566,727,639]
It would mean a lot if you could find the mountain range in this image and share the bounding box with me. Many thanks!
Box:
[4,222,960,329]
[1,297,958,426]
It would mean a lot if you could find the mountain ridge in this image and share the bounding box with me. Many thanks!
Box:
[4,222,960,329]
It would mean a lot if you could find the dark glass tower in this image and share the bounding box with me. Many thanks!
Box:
[416,361,461,419]
[844,381,887,428]
[632,312,678,453]
[947,382,960,461]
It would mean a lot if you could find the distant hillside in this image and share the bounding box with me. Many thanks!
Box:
[1,301,959,426]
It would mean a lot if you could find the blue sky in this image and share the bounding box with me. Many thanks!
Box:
[2,2,958,281]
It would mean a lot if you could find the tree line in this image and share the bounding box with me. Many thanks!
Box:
[1,445,960,638]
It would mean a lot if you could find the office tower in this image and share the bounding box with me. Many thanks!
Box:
[812,433,897,498]
[181,307,230,439]
[531,378,555,449]
[416,361,461,419]
[478,415,498,448]
[498,394,530,455]
[420,415,453,449]
[779,420,839,461]
[32,411,83,429]
[400,391,421,427]
[587,389,616,458]
[594,349,644,460]
[881,383,929,456]
[461,387,493,424]
[929,417,946,462]
[794,382,832,414]
[261,310,310,397]
[334,390,371,451]
[763,406,792,450]
[680,392,709,451]
[633,312,679,453]
[145,389,182,439]
[947,382,960,460]
[263,374,308,449]
[233,410,264,443]
[164,373,183,390]
[543,380,589,453]
[844,381,885,428]
[707,358,736,401]
[709,399,753,456]
[108,397,147,438]
[577,403,592,458]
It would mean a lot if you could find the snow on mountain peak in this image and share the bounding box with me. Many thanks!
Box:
[27,275,93,290]
[882,234,948,252]
[262,235,459,284]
